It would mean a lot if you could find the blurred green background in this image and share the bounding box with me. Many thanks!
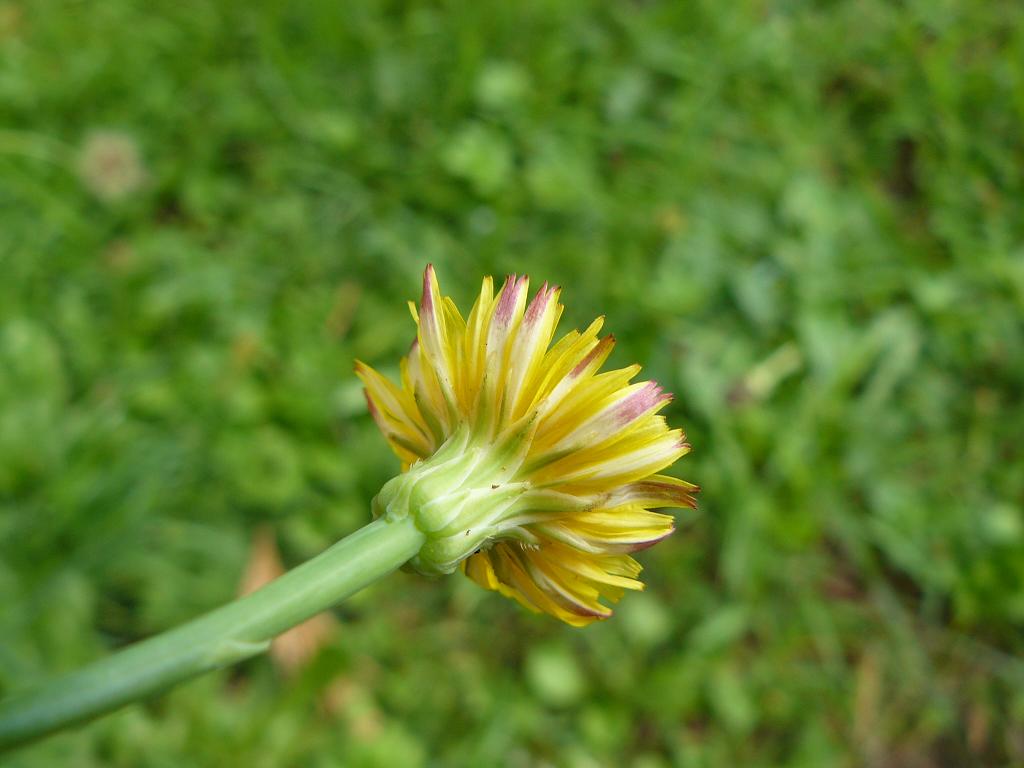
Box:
[2,1,1023,766]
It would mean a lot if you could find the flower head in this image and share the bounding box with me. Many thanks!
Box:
[76,130,146,203]
[357,266,697,626]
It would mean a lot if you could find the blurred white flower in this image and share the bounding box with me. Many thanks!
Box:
[76,130,146,203]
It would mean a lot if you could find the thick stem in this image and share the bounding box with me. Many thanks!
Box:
[0,516,424,752]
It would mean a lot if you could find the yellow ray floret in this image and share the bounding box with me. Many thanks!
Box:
[357,265,698,626]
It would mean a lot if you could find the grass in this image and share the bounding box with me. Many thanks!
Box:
[1,0,1023,765]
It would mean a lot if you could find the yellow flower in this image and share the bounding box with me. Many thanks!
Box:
[357,266,697,626]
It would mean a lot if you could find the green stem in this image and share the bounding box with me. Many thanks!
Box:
[0,516,425,752]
